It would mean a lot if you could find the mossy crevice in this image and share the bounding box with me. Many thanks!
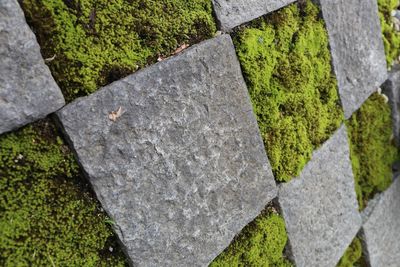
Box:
[378,0,400,66]
[21,0,217,101]
[337,237,368,267]
[233,0,343,182]
[210,204,293,267]
[346,92,399,210]
[0,119,127,266]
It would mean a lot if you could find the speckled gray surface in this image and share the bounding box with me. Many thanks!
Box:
[212,0,296,31]
[382,65,400,147]
[57,35,277,267]
[0,0,65,134]
[362,177,400,267]
[317,0,387,119]
[278,125,362,267]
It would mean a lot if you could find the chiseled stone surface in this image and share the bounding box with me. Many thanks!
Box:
[212,0,296,31]
[278,125,362,267]
[0,0,65,134]
[362,177,400,267]
[382,65,400,146]
[317,0,387,118]
[57,35,277,267]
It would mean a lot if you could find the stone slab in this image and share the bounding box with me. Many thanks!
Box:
[212,0,296,31]
[56,35,277,267]
[317,0,387,119]
[382,64,400,147]
[278,125,362,267]
[362,176,400,267]
[0,0,65,134]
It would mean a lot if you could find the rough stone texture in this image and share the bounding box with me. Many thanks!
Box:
[382,64,400,147]
[278,125,362,267]
[362,176,400,267]
[316,0,387,119]
[212,0,296,31]
[56,35,277,267]
[0,0,65,134]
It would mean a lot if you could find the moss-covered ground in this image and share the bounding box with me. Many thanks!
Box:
[233,0,343,182]
[336,237,367,267]
[210,205,292,267]
[378,0,400,66]
[0,119,127,266]
[346,93,399,210]
[21,0,216,102]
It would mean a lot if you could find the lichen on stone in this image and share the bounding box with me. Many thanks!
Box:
[233,0,344,182]
[21,0,216,102]
[0,120,127,266]
[346,92,399,210]
[378,0,400,66]
[210,206,292,267]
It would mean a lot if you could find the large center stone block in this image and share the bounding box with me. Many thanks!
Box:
[56,35,277,266]
[0,0,65,134]
[362,176,400,267]
[212,0,296,31]
[316,0,387,118]
[278,125,362,267]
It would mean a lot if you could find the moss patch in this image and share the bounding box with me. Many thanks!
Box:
[233,0,343,182]
[0,120,127,266]
[336,237,364,267]
[346,93,399,210]
[378,0,400,66]
[21,0,216,102]
[210,206,292,267]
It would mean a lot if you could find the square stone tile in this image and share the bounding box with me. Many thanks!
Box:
[317,0,387,118]
[56,35,277,266]
[362,176,400,267]
[212,0,296,31]
[382,65,400,147]
[0,0,65,134]
[278,125,362,267]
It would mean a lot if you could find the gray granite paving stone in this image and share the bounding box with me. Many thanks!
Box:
[316,0,387,119]
[362,176,400,267]
[0,0,65,134]
[382,64,400,147]
[212,0,296,31]
[56,35,277,267]
[278,125,362,267]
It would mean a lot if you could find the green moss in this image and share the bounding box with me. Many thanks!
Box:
[0,120,127,266]
[378,0,400,66]
[21,0,216,101]
[233,0,343,182]
[336,237,363,267]
[346,93,399,210]
[210,207,292,267]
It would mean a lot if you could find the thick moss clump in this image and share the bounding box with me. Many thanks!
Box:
[21,0,216,101]
[0,120,127,266]
[233,0,343,182]
[337,237,363,267]
[378,0,400,66]
[346,93,399,210]
[210,207,292,267]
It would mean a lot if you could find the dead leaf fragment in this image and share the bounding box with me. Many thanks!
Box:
[172,43,189,55]
[108,106,123,122]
